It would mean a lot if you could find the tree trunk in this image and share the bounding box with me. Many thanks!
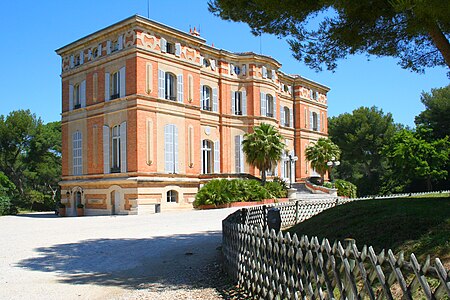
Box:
[428,21,450,69]
[261,169,267,185]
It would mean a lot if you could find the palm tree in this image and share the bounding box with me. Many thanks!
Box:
[305,138,341,183]
[242,123,285,185]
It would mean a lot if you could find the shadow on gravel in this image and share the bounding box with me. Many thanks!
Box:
[15,212,58,218]
[16,231,236,293]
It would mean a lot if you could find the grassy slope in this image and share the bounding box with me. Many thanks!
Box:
[286,196,450,263]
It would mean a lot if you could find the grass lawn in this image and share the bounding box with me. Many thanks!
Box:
[286,196,450,264]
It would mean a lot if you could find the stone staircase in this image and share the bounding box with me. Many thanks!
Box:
[291,182,337,200]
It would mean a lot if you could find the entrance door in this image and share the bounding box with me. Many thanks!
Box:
[74,191,82,216]
[111,191,120,215]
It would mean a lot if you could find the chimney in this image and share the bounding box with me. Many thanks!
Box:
[190,26,200,37]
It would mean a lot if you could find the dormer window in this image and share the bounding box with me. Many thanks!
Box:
[166,42,175,54]
[203,58,210,68]
[310,89,318,100]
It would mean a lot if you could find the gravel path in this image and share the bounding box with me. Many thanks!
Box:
[0,208,240,300]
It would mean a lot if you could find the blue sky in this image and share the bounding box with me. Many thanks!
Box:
[0,0,448,127]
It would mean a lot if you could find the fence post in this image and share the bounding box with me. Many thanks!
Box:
[295,200,299,223]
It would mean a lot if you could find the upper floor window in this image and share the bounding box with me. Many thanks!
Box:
[232,90,247,116]
[282,106,290,127]
[234,65,241,75]
[310,112,320,131]
[260,92,276,118]
[74,55,81,66]
[167,190,178,203]
[201,86,212,111]
[103,122,127,174]
[200,85,218,112]
[105,67,126,101]
[203,58,210,68]
[158,70,183,103]
[72,131,82,175]
[93,47,100,58]
[310,89,318,100]
[69,80,86,111]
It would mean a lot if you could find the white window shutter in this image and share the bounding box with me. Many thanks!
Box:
[318,113,321,132]
[242,64,246,75]
[69,84,74,111]
[273,95,277,117]
[118,35,124,50]
[106,40,111,55]
[235,135,241,173]
[200,85,204,109]
[174,126,179,173]
[288,86,292,94]
[158,69,165,99]
[97,43,102,57]
[88,49,92,61]
[260,92,266,116]
[262,66,267,78]
[119,67,126,98]
[280,105,285,126]
[281,160,285,179]
[210,59,216,71]
[239,135,245,173]
[105,72,110,101]
[103,125,110,174]
[290,109,294,127]
[200,56,204,66]
[200,141,203,174]
[242,90,247,116]
[70,55,74,68]
[175,43,181,57]
[164,125,173,173]
[274,164,278,176]
[271,70,276,81]
[230,63,234,75]
[160,38,167,53]
[120,122,127,173]
[80,80,86,108]
[214,140,220,173]
[231,91,235,114]
[80,51,84,64]
[212,88,218,112]
[310,111,313,130]
[177,74,183,103]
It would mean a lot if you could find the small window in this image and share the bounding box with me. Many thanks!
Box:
[234,65,241,75]
[312,112,318,131]
[112,40,119,52]
[165,73,177,101]
[234,91,242,115]
[284,107,290,127]
[167,190,178,203]
[111,72,120,100]
[166,42,175,54]
[202,86,212,111]
[267,69,272,79]
[203,58,210,68]
[310,89,318,100]
[75,55,81,66]
[283,84,289,93]
[93,47,99,58]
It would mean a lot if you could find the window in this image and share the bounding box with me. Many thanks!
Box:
[75,55,80,66]
[267,69,272,79]
[72,131,82,175]
[233,91,242,115]
[166,42,175,54]
[234,65,241,75]
[111,125,121,173]
[283,84,289,93]
[311,112,320,131]
[203,58,210,68]
[103,123,127,174]
[310,89,318,100]
[164,124,178,174]
[281,151,290,179]
[165,73,177,101]
[167,190,178,203]
[73,84,81,109]
[105,67,125,101]
[232,90,247,115]
[235,135,244,173]
[93,47,99,58]
[283,106,290,127]
[112,39,120,52]
[202,86,212,110]
[158,70,183,102]
[266,94,274,117]
[202,140,213,174]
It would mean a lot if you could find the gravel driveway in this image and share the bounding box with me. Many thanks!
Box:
[0,208,239,300]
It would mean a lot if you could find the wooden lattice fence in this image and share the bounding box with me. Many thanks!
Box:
[222,195,450,299]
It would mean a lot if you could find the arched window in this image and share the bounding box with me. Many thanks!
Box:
[165,72,177,101]
[167,190,178,203]
[266,94,274,117]
[202,85,212,110]
[202,140,213,174]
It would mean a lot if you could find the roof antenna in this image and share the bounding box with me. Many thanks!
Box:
[147,0,150,18]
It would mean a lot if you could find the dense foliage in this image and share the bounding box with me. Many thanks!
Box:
[0,110,61,213]
[209,0,450,73]
[334,179,357,198]
[328,106,400,196]
[305,138,341,182]
[242,123,285,184]
[194,179,287,207]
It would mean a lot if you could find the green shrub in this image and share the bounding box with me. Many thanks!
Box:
[0,196,15,216]
[335,179,357,198]
[323,182,334,188]
[194,178,288,207]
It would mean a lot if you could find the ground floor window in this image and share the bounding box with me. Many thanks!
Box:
[167,190,178,203]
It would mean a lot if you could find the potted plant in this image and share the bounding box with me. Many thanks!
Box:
[76,203,84,217]
[58,203,66,217]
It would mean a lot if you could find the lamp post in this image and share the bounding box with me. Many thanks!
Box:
[326,157,340,184]
[283,154,298,188]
